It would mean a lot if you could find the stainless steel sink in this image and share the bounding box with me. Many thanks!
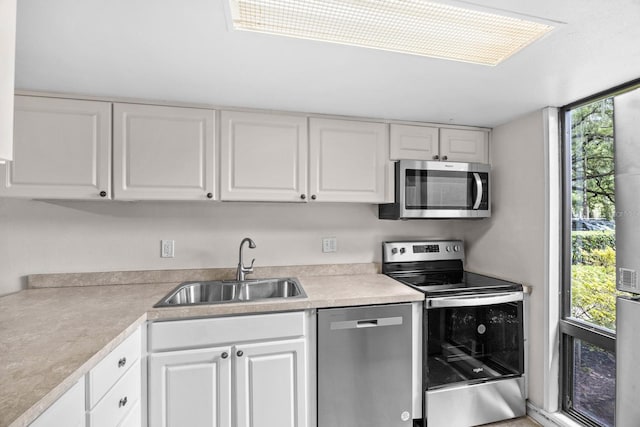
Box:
[154,277,306,307]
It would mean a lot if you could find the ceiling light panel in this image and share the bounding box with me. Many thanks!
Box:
[227,0,554,66]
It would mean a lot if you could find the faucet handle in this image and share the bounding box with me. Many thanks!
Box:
[247,258,255,270]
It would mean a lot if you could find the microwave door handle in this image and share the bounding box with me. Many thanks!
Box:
[472,172,483,210]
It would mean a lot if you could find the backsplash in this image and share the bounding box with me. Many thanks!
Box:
[0,198,456,296]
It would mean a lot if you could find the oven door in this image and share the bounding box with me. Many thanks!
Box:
[399,160,490,218]
[425,292,523,390]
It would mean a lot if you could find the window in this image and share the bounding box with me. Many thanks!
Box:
[561,97,616,427]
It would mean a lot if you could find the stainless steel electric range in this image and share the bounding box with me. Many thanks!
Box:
[382,240,526,427]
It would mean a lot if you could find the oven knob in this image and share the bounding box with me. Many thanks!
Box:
[399,247,406,254]
[445,246,451,252]
[454,245,461,252]
[391,248,398,255]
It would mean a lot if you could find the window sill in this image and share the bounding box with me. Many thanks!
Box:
[527,402,585,427]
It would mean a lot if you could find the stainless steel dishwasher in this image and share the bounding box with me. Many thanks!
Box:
[318,303,413,427]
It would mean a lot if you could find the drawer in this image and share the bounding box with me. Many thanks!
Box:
[30,379,85,427]
[149,311,305,352]
[88,359,141,427]
[117,399,141,427]
[88,327,141,408]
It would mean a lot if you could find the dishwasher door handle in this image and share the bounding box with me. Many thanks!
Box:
[330,316,403,330]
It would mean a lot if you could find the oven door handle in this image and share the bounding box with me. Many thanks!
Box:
[472,172,483,210]
[427,292,523,308]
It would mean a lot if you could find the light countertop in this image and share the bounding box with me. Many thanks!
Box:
[0,270,423,427]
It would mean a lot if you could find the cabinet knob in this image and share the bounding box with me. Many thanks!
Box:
[432,155,439,160]
[442,155,448,161]
[221,352,229,359]
[117,357,127,368]
[206,192,213,199]
[99,191,107,197]
[119,396,128,408]
[300,194,306,200]
[311,195,317,200]
[236,350,244,357]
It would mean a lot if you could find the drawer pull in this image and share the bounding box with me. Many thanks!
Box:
[119,396,128,408]
[117,357,127,368]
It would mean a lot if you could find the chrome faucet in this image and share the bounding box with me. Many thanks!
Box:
[236,237,256,281]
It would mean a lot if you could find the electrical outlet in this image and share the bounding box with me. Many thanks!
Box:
[322,237,337,253]
[161,240,175,258]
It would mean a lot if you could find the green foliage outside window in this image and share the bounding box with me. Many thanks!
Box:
[571,231,615,264]
[570,97,617,330]
[571,99,614,219]
[571,245,618,330]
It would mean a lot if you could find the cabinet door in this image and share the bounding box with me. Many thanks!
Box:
[309,118,390,203]
[439,128,489,163]
[30,379,85,427]
[235,339,307,427]
[0,0,16,161]
[220,111,307,202]
[113,103,216,200]
[389,124,439,160]
[148,346,232,427]
[0,96,111,199]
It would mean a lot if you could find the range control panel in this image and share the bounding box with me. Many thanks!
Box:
[382,240,464,263]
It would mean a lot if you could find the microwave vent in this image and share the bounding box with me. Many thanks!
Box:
[619,268,638,291]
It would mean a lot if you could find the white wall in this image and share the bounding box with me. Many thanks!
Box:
[458,109,549,408]
[0,198,457,295]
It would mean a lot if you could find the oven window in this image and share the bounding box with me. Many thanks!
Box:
[426,301,524,389]
[405,170,472,210]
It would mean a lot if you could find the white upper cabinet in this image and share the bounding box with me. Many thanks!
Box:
[0,0,16,162]
[113,103,216,200]
[439,128,489,163]
[220,111,307,202]
[0,96,111,199]
[389,124,439,161]
[309,118,391,203]
[390,124,489,164]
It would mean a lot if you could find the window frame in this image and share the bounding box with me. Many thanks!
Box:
[558,79,640,426]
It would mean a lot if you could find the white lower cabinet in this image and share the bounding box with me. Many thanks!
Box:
[149,346,232,427]
[88,360,141,427]
[235,339,307,427]
[29,379,86,427]
[148,312,309,427]
[118,400,142,427]
[29,327,143,427]
[87,328,142,427]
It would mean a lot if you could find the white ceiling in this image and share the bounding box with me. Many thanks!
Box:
[14,0,640,127]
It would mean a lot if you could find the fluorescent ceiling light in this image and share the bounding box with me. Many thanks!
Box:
[227,0,555,66]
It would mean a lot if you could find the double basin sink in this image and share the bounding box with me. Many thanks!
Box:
[155,277,306,308]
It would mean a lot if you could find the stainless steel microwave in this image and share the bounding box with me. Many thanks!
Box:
[379,160,490,219]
